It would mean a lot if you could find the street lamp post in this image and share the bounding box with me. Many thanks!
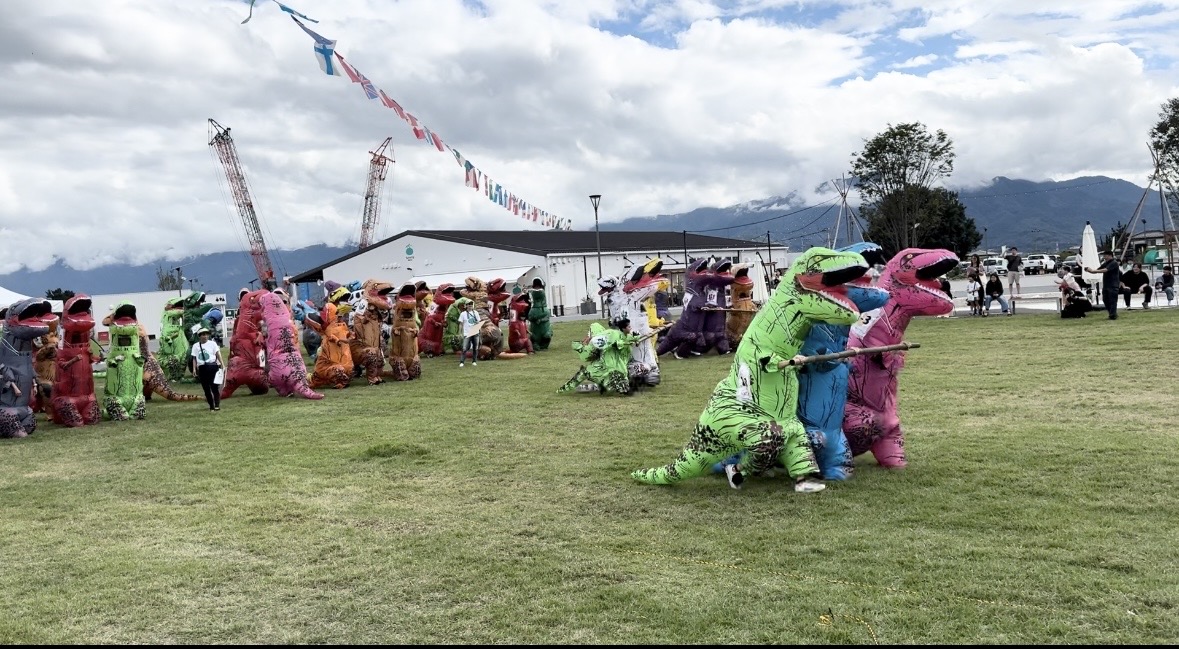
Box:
[589,194,603,315]
[983,227,988,256]
[174,267,184,297]
[912,222,921,248]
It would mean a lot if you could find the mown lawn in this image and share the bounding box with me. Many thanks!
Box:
[0,312,1176,643]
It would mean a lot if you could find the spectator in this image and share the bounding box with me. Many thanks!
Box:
[984,272,1010,316]
[189,327,224,411]
[937,276,953,318]
[1120,262,1153,309]
[1085,249,1122,320]
[1005,247,1022,296]
[458,301,482,367]
[1158,266,1175,305]
[965,271,982,316]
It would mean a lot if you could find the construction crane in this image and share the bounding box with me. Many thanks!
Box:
[208,118,278,290]
[358,137,394,249]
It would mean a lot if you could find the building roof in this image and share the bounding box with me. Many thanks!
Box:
[288,230,768,283]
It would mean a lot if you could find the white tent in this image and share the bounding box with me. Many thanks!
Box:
[0,285,63,312]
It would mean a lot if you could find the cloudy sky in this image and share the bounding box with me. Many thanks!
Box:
[1,0,1177,274]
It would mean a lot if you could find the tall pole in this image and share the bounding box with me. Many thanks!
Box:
[766,230,773,280]
[589,194,603,316]
[175,267,183,297]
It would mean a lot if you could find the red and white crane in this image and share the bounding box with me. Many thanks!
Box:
[358,137,394,250]
[208,118,279,290]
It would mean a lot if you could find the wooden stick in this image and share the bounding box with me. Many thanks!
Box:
[778,342,920,368]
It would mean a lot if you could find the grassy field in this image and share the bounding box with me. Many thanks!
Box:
[1,312,1177,643]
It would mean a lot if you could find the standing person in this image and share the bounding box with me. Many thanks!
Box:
[1005,247,1022,296]
[1120,262,1153,309]
[983,273,1010,316]
[1159,266,1175,305]
[189,327,224,411]
[458,301,482,367]
[1086,250,1122,320]
[965,271,982,316]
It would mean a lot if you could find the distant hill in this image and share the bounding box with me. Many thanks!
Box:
[0,245,350,308]
[604,176,1160,254]
[1,176,1163,304]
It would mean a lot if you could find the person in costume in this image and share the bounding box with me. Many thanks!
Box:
[189,327,225,411]
[308,302,353,389]
[621,260,666,387]
[157,296,189,382]
[220,288,270,399]
[527,278,552,350]
[141,325,200,402]
[418,284,455,357]
[386,283,422,381]
[699,259,736,355]
[652,278,671,324]
[444,295,472,354]
[32,317,59,416]
[656,259,712,359]
[724,264,758,348]
[414,281,432,326]
[843,248,958,469]
[486,278,511,327]
[292,300,322,361]
[0,299,55,437]
[714,243,890,481]
[631,247,869,493]
[558,317,642,395]
[102,301,147,421]
[260,291,324,399]
[507,292,534,354]
[51,294,101,428]
[349,280,392,385]
[181,291,216,346]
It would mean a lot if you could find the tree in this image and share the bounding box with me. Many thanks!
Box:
[1149,97,1179,215]
[862,186,981,259]
[45,288,75,301]
[156,265,182,292]
[851,122,956,254]
[1099,221,1131,258]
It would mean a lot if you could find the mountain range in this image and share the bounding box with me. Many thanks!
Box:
[0,175,1165,306]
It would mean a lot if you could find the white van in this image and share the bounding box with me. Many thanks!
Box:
[982,257,1008,277]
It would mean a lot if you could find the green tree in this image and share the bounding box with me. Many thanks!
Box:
[862,186,981,259]
[1099,221,1131,258]
[1149,97,1179,215]
[156,265,182,292]
[44,288,75,301]
[851,122,955,254]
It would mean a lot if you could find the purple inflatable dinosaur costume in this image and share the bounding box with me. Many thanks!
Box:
[656,259,711,359]
[700,259,736,355]
[842,248,958,468]
[260,291,324,400]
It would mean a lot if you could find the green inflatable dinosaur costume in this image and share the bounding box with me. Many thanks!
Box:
[559,319,641,395]
[157,296,188,382]
[631,247,868,493]
[102,301,146,420]
[181,291,215,346]
[444,297,472,353]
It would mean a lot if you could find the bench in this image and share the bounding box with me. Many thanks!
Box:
[947,293,1062,315]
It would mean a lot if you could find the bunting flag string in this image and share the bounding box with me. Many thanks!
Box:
[278,15,571,230]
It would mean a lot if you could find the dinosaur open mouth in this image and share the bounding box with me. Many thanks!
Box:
[113,303,137,325]
[17,300,53,323]
[397,284,416,299]
[916,256,959,280]
[68,297,92,316]
[624,261,665,294]
[797,261,868,313]
[598,279,617,296]
[732,266,753,284]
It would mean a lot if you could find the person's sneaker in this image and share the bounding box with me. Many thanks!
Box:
[793,478,826,493]
[1144,304,1151,309]
[459,363,464,367]
[724,464,745,490]
[472,361,477,366]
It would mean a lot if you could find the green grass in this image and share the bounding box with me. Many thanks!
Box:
[1,312,1177,643]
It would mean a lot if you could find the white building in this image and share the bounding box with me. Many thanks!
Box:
[89,290,228,343]
[288,230,793,316]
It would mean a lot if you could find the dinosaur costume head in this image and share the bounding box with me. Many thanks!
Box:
[878,248,959,318]
[487,278,510,302]
[625,259,665,303]
[460,277,489,307]
[394,283,418,321]
[788,247,870,325]
[182,291,206,309]
[415,281,431,303]
[164,296,185,312]
[361,279,395,313]
[62,295,95,339]
[433,284,457,309]
[6,299,54,346]
[321,303,340,327]
[841,242,888,287]
[731,265,754,298]
[509,292,531,317]
[109,302,138,327]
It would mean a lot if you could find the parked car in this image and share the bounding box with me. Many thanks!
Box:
[982,257,1008,276]
[1024,253,1057,275]
[1060,255,1081,274]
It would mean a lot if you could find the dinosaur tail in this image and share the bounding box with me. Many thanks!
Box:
[294,382,324,400]
[150,377,199,401]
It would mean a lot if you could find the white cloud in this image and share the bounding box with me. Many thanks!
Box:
[0,0,1177,274]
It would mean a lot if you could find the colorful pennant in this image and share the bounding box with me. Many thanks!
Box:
[276,14,570,230]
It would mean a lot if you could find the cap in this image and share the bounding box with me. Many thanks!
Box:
[197,327,211,335]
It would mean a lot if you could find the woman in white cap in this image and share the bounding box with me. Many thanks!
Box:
[190,327,224,411]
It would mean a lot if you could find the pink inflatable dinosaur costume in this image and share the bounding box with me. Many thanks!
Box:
[260,291,323,400]
[842,248,958,468]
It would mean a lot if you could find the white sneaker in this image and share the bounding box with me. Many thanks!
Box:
[459,363,464,367]
[793,478,826,493]
[724,464,744,490]
[472,361,477,366]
